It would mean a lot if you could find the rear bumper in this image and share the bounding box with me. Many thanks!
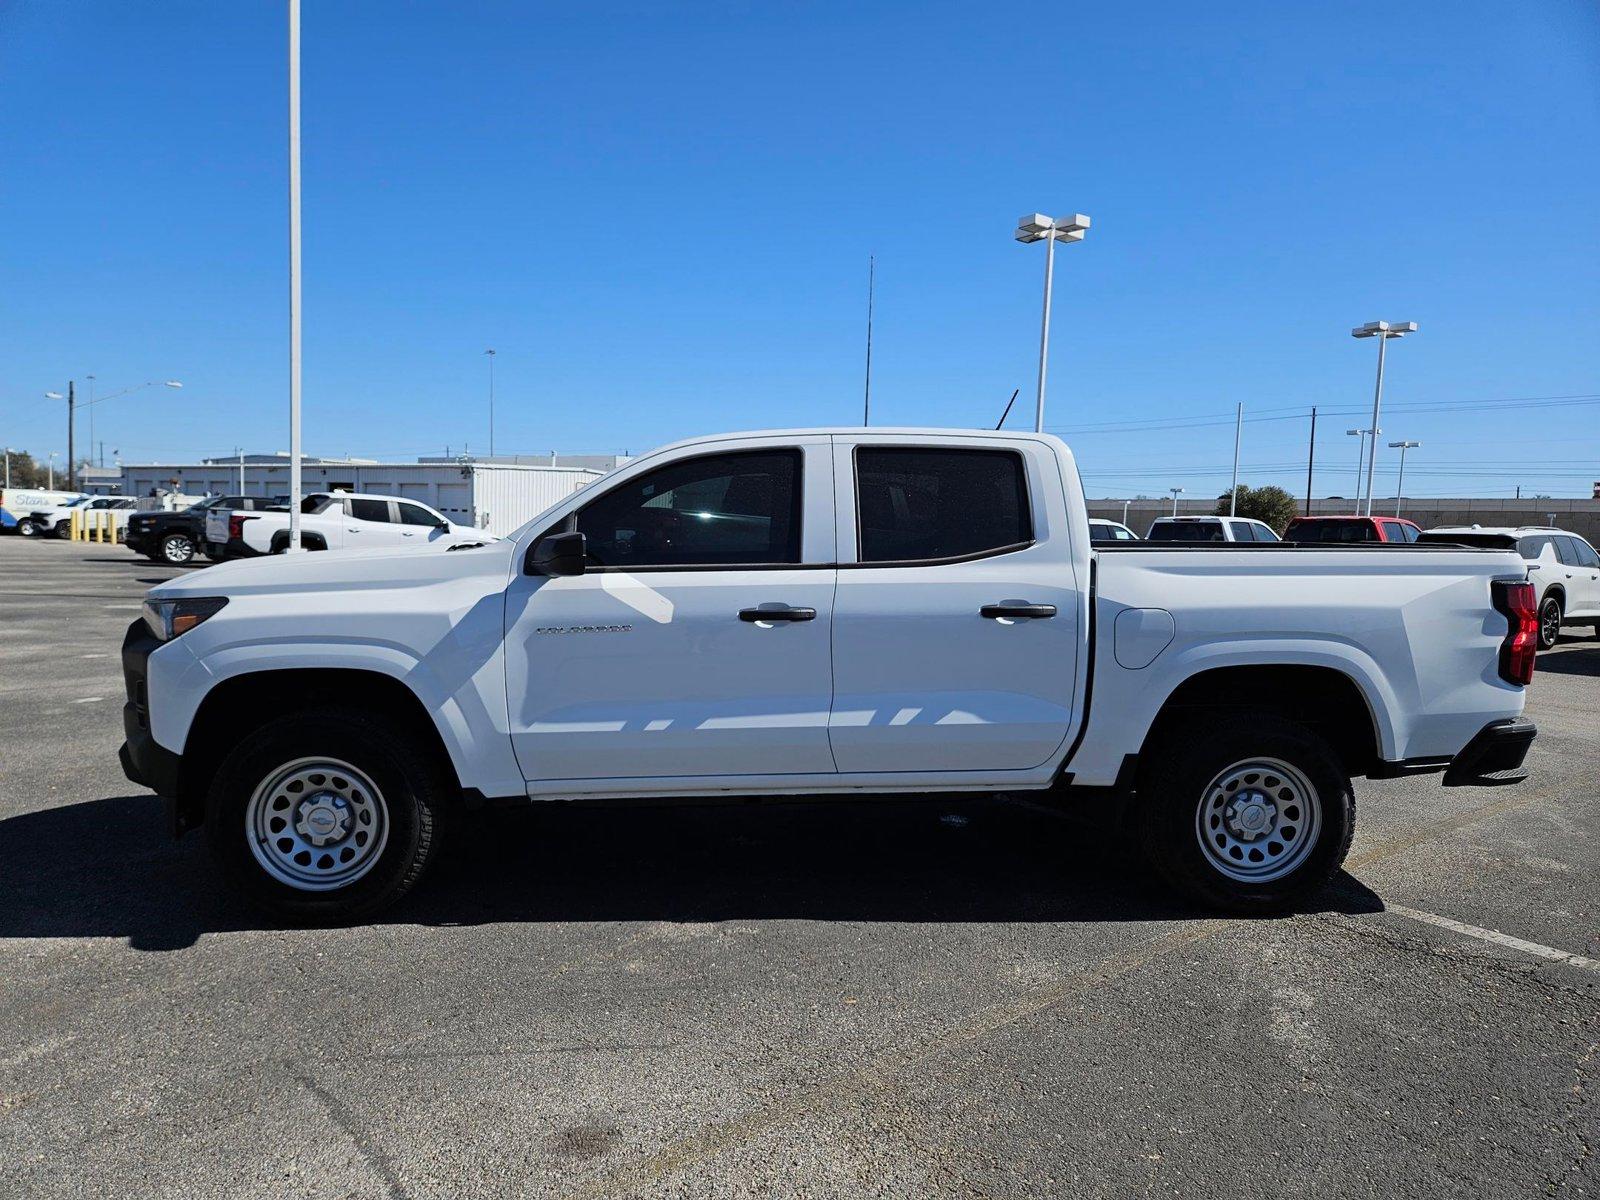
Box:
[1443,718,1536,787]
[118,619,192,833]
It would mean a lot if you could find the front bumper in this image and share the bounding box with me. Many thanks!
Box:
[1443,718,1537,787]
[118,619,191,832]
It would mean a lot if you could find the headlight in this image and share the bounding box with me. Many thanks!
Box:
[141,596,228,641]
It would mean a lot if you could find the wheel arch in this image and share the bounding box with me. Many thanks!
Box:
[175,667,466,831]
[1139,663,1382,778]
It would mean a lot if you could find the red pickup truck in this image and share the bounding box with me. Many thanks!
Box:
[1284,515,1422,544]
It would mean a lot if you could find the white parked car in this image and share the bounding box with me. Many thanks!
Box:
[1418,525,1600,649]
[121,428,1537,922]
[26,495,139,539]
[1088,518,1139,542]
[1147,515,1281,542]
[1,488,88,535]
[210,492,489,557]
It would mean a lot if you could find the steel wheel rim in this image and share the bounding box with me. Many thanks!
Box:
[1541,600,1561,647]
[246,757,390,891]
[1194,756,1322,884]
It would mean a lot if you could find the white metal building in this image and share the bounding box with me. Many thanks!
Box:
[118,454,608,536]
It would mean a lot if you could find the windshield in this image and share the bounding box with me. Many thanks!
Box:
[1149,521,1225,542]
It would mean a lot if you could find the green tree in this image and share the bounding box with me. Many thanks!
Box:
[2,450,53,490]
[1215,485,1300,534]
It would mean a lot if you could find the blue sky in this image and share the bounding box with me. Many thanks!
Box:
[2,0,1597,498]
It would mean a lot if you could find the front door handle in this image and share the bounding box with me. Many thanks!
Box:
[739,606,816,623]
[981,603,1057,620]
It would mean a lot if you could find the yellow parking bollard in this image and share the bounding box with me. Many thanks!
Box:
[70,509,81,542]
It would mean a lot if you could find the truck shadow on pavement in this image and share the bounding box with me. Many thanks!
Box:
[1536,643,1600,677]
[0,793,1384,952]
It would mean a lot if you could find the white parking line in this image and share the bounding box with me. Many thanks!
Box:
[103,604,142,610]
[80,653,109,659]
[71,697,105,705]
[1387,904,1600,973]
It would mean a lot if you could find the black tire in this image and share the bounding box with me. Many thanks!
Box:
[205,709,447,922]
[1138,710,1354,914]
[1537,594,1562,651]
[55,520,73,539]
[158,532,196,564]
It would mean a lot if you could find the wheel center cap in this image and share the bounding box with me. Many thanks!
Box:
[296,793,349,846]
[1225,791,1275,840]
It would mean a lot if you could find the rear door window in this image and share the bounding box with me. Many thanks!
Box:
[349,498,391,523]
[855,447,1030,563]
[398,502,442,527]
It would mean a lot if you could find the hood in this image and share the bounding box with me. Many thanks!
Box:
[149,539,518,601]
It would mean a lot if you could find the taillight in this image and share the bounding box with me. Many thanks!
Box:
[1492,580,1537,686]
[227,513,255,540]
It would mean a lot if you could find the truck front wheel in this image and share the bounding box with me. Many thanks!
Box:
[1138,711,1354,914]
[205,709,445,922]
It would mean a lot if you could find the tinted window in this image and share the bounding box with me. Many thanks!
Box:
[1516,535,1553,561]
[398,502,441,527]
[1416,531,1515,549]
[350,499,391,523]
[1400,523,1420,542]
[856,448,1029,563]
[1379,521,1408,542]
[1287,519,1372,543]
[1114,525,1137,541]
[1571,537,1600,568]
[1227,520,1256,541]
[1149,520,1225,542]
[1554,536,1583,566]
[576,450,801,567]
[1254,523,1281,542]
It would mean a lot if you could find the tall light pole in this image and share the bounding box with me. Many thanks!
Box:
[48,452,58,490]
[75,380,182,471]
[1345,427,1378,509]
[1228,402,1243,516]
[86,375,96,468]
[1352,320,1417,516]
[3,448,13,488]
[287,0,304,551]
[1388,440,1420,517]
[1169,486,1185,516]
[1014,212,1090,432]
[43,387,75,489]
[485,348,497,456]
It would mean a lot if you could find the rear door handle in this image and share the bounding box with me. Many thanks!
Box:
[981,603,1057,620]
[739,606,817,623]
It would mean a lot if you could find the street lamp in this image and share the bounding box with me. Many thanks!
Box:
[1014,212,1090,432]
[1388,440,1420,517]
[1345,428,1379,509]
[1351,320,1418,516]
[1168,486,1185,516]
[47,380,181,491]
[3,447,13,488]
[485,349,496,457]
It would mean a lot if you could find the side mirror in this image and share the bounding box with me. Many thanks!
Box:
[527,530,587,577]
[436,519,450,532]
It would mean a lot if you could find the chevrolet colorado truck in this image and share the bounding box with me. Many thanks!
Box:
[119,429,1539,921]
[210,491,485,558]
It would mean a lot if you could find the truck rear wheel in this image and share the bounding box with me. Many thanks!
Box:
[159,532,196,564]
[1138,711,1354,914]
[205,709,445,922]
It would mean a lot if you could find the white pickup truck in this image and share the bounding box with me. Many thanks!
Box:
[119,428,1539,922]
[208,491,487,557]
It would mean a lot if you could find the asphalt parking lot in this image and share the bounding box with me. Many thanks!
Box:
[1,535,1596,1199]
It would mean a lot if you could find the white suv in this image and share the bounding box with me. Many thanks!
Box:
[1146,516,1281,543]
[1420,526,1600,648]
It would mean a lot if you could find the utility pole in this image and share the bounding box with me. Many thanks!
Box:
[1228,402,1243,516]
[86,375,96,469]
[1304,407,1317,516]
[66,381,76,491]
[485,348,497,456]
[287,0,303,551]
[862,255,874,426]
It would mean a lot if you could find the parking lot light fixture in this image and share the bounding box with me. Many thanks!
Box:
[1352,320,1418,517]
[1388,440,1420,517]
[1168,485,1184,516]
[1014,212,1090,433]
